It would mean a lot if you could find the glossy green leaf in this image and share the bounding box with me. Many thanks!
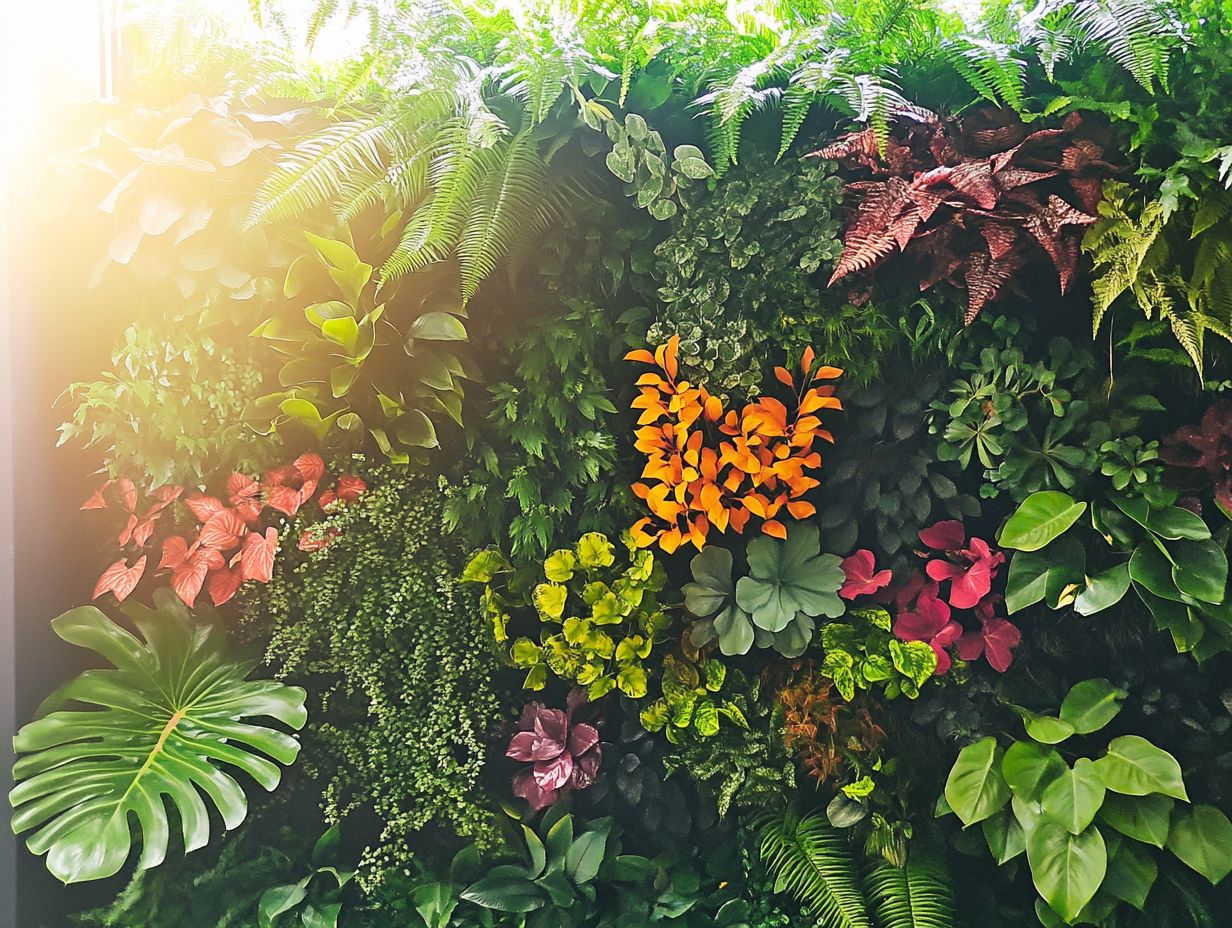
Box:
[1073,563,1132,616]
[1097,793,1174,848]
[1025,822,1107,923]
[946,737,1011,826]
[998,492,1087,552]
[1003,741,1067,801]
[1059,679,1126,734]
[10,593,307,884]
[1041,759,1107,835]
[1094,735,1188,800]
[1167,804,1232,884]
[1102,837,1157,910]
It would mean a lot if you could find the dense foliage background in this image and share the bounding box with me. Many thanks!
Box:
[17,0,1232,925]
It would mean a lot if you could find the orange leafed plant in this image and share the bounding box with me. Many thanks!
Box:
[777,670,885,783]
[625,336,842,553]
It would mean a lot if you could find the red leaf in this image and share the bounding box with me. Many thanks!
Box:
[117,514,138,547]
[160,536,191,569]
[151,485,184,511]
[172,548,225,608]
[227,472,260,503]
[93,556,146,602]
[294,452,326,484]
[207,566,244,606]
[918,520,966,551]
[318,490,338,509]
[116,478,137,514]
[332,475,366,503]
[172,559,209,609]
[235,499,263,525]
[198,509,246,550]
[239,528,278,583]
[80,481,112,510]
[130,513,161,548]
[185,493,225,522]
[264,465,298,487]
[267,485,303,517]
[839,549,893,600]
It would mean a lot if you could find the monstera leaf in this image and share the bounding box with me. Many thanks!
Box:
[9,590,307,884]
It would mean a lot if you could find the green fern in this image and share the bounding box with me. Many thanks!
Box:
[943,37,1026,110]
[757,808,871,928]
[862,855,955,928]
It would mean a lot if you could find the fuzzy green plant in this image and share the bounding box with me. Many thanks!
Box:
[248,467,503,877]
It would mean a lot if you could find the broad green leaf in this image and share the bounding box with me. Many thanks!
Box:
[10,593,306,884]
[982,807,1026,864]
[1041,759,1107,835]
[409,311,468,342]
[946,737,1011,826]
[1094,735,1188,800]
[1097,793,1174,848]
[1113,496,1210,541]
[1170,538,1227,604]
[543,549,576,582]
[1073,563,1132,616]
[1167,804,1232,884]
[1059,679,1126,734]
[460,872,544,912]
[1102,838,1157,910]
[460,548,511,583]
[1003,741,1067,801]
[1025,821,1107,923]
[1023,713,1077,745]
[532,583,567,620]
[565,821,610,884]
[998,492,1087,552]
[413,881,459,928]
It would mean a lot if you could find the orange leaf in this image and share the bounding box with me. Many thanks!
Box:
[762,519,788,539]
[625,349,656,364]
[774,366,794,388]
[812,365,843,381]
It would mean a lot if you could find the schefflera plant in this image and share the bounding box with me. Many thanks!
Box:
[942,679,1232,926]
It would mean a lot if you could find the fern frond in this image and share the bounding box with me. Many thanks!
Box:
[943,37,1026,111]
[1071,0,1181,92]
[758,808,871,928]
[778,82,815,160]
[862,855,955,928]
[458,132,552,300]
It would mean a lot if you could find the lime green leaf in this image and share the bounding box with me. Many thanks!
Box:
[998,492,1087,552]
[946,737,1011,826]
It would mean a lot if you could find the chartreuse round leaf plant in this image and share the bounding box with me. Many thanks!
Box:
[942,678,1232,923]
[465,532,744,742]
[9,589,307,884]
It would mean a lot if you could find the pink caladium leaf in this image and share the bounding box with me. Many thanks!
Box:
[199,509,247,550]
[207,566,244,607]
[80,481,113,510]
[238,528,278,583]
[267,485,304,518]
[840,549,893,599]
[184,493,226,522]
[335,475,367,502]
[116,478,138,514]
[294,452,326,484]
[92,556,147,602]
[172,548,225,609]
[507,692,603,810]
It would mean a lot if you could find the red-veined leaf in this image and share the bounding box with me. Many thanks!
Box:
[198,508,246,549]
[293,452,326,483]
[92,556,147,602]
[184,493,225,521]
[239,528,278,583]
[207,566,244,606]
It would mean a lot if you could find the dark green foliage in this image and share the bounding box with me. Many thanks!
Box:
[445,299,626,559]
[644,154,888,399]
[818,365,979,573]
[661,675,796,817]
[929,315,1166,503]
[59,324,282,487]
[248,467,503,875]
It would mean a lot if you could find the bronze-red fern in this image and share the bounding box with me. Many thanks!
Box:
[812,108,1120,322]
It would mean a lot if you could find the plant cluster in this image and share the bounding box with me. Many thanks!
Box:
[627,339,841,552]
[29,2,1232,927]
